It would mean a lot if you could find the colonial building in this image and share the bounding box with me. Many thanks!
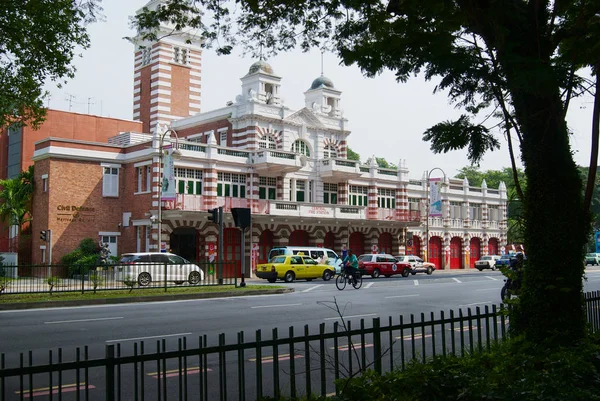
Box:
[10,0,508,274]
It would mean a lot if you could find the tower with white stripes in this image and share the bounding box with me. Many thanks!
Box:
[131,0,203,133]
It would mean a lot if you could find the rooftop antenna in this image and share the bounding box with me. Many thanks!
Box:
[65,94,76,111]
[87,97,95,114]
[259,42,264,61]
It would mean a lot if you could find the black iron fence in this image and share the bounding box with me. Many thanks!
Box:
[0,262,239,295]
[1,292,599,400]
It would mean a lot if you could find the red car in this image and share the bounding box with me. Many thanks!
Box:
[358,254,412,278]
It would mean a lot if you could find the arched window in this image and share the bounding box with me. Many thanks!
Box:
[259,135,276,149]
[324,145,337,158]
[291,140,310,157]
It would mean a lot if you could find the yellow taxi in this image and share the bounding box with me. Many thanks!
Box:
[256,254,336,283]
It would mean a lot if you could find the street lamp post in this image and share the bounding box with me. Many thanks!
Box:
[157,128,182,252]
[425,167,447,264]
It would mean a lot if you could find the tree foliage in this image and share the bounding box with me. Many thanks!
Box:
[0,165,34,230]
[0,1,102,129]
[132,0,599,345]
[346,147,360,162]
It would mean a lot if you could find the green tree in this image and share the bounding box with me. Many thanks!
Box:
[132,1,599,345]
[0,165,34,231]
[346,147,360,162]
[375,157,397,170]
[0,1,102,129]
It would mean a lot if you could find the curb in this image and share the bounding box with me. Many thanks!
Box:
[0,288,294,311]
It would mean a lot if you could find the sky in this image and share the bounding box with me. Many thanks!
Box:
[43,0,596,183]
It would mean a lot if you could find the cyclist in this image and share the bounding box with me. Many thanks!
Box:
[342,249,359,284]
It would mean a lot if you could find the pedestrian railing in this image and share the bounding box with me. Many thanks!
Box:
[1,292,599,401]
[0,262,239,295]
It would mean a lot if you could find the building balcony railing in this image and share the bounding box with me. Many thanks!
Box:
[319,158,362,180]
[252,149,302,174]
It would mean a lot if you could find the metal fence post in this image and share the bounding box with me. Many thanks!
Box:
[164,262,168,292]
[373,317,382,374]
[105,344,115,401]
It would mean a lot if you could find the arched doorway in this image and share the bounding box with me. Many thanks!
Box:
[450,237,462,269]
[223,227,241,278]
[324,232,335,251]
[409,236,421,257]
[349,232,365,256]
[169,227,197,262]
[428,236,442,269]
[378,232,393,254]
[258,230,274,264]
[489,238,499,255]
[469,237,481,268]
[289,230,309,246]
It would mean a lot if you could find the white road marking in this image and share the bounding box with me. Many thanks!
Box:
[45,317,124,324]
[384,294,420,299]
[476,288,499,292]
[453,278,462,283]
[486,276,499,281]
[324,313,377,321]
[413,280,419,286]
[106,332,192,343]
[251,303,302,309]
[365,282,375,289]
[458,301,494,307]
[302,285,323,293]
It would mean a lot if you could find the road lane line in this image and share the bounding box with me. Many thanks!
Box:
[148,367,212,378]
[45,317,124,324]
[106,332,192,343]
[453,278,462,283]
[251,303,302,309]
[396,333,432,340]
[331,343,374,352]
[324,313,377,321]
[384,294,419,299]
[476,288,498,291]
[486,276,499,281]
[458,301,493,307]
[302,285,323,293]
[365,282,375,289]
[15,383,95,398]
[248,354,304,363]
[413,280,419,286]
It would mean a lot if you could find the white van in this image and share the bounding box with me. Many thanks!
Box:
[268,246,343,273]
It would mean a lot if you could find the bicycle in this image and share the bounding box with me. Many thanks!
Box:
[335,268,363,290]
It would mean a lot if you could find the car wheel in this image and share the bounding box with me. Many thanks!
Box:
[426,267,433,275]
[371,269,381,279]
[477,267,483,272]
[188,271,201,285]
[322,270,333,281]
[138,272,151,287]
[401,268,410,278]
[306,278,313,282]
[491,265,497,271]
[284,271,295,283]
[411,271,417,275]
[267,278,276,283]
[384,275,391,278]
[174,281,184,285]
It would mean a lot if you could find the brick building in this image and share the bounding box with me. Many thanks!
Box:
[3,0,508,275]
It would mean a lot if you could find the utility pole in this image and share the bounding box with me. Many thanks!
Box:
[87,97,95,114]
[65,94,76,111]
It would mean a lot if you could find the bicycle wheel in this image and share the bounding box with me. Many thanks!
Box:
[335,274,347,290]
[352,273,363,289]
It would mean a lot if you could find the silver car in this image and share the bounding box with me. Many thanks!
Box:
[116,252,205,286]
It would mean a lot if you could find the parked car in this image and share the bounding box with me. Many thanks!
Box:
[586,253,600,266]
[255,254,335,283]
[394,255,436,275]
[475,255,502,271]
[116,252,205,286]
[494,254,513,269]
[358,254,412,278]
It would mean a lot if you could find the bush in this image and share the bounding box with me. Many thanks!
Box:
[329,336,600,401]
[62,238,102,277]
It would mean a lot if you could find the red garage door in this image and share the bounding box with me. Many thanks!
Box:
[378,233,393,255]
[289,230,309,246]
[489,238,499,255]
[450,237,462,269]
[324,232,335,251]
[349,232,365,256]
[223,227,241,278]
[470,237,481,268]
[428,237,442,269]
[258,230,274,264]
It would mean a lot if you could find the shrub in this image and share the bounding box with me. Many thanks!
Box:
[62,238,102,277]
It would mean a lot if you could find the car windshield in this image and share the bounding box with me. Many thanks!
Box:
[271,256,287,264]
[481,256,492,260]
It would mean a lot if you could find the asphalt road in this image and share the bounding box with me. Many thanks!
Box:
[2,268,600,400]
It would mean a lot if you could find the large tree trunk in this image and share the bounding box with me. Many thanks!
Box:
[474,2,590,344]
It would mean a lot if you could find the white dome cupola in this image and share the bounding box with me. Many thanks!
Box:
[304,74,342,117]
[240,60,282,105]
